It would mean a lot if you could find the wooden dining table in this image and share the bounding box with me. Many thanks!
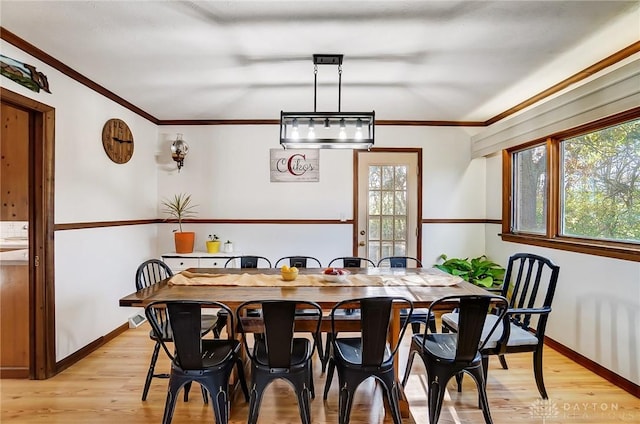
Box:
[119,267,489,416]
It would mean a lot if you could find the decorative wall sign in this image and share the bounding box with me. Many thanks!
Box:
[0,55,51,93]
[270,149,319,182]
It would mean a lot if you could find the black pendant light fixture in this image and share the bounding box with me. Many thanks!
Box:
[280,54,375,149]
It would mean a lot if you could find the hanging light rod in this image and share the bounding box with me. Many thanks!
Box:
[280,54,375,150]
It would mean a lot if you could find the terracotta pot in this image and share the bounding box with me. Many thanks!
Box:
[174,232,195,253]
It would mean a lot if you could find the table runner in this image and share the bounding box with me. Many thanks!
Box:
[169,269,462,287]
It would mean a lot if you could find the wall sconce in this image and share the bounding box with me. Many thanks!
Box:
[171,133,189,172]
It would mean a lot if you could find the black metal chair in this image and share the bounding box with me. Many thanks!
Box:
[328,256,376,268]
[376,256,436,335]
[275,255,322,268]
[320,256,375,373]
[274,255,325,363]
[441,253,560,399]
[224,255,272,268]
[135,259,223,401]
[221,256,272,338]
[145,300,249,424]
[402,294,509,424]
[376,256,423,268]
[236,299,323,424]
[323,296,413,424]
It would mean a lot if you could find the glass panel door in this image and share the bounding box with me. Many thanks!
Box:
[357,152,419,265]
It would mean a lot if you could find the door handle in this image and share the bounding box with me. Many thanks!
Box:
[358,241,365,246]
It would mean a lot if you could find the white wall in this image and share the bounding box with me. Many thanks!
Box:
[157,125,353,220]
[1,41,160,361]
[6,34,637,388]
[2,38,489,362]
[472,55,640,157]
[486,230,640,386]
[54,225,157,359]
[480,95,640,385]
[155,125,487,267]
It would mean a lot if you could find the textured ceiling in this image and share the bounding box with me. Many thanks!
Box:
[1,1,638,122]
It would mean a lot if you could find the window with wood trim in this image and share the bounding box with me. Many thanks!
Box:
[502,108,640,262]
[512,144,547,235]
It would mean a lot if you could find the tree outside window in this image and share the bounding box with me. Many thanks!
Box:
[513,145,547,234]
[561,119,639,243]
[503,109,639,261]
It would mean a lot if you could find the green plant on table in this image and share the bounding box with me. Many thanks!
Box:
[161,193,198,232]
[434,254,505,288]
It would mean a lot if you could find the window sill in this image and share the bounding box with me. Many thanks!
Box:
[499,233,640,262]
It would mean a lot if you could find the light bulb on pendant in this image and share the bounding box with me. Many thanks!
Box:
[339,119,347,140]
[291,118,299,139]
[354,119,363,140]
[307,119,315,139]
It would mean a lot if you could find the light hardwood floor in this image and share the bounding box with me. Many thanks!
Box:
[1,323,638,423]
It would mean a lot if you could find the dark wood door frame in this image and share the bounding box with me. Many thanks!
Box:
[352,147,423,261]
[1,88,56,379]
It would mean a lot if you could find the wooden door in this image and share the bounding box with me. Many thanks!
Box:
[355,149,422,265]
[0,102,30,378]
[0,89,56,380]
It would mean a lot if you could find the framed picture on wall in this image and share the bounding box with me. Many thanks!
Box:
[270,149,319,182]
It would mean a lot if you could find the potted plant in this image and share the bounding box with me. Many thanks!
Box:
[434,254,505,289]
[206,234,220,253]
[223,239,233,253]
[161,193,198,253]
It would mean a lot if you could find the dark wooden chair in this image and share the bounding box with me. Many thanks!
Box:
[403,294,509,424]
[135,259,223,401]
[441,253,560,399]
[323,296,413,424]
[145,300,249,424]
[236,299,323,424]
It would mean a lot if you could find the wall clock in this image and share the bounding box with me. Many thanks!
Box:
[102,118,134,164]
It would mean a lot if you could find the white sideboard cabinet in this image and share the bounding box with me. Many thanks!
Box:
[162,251,240,272]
